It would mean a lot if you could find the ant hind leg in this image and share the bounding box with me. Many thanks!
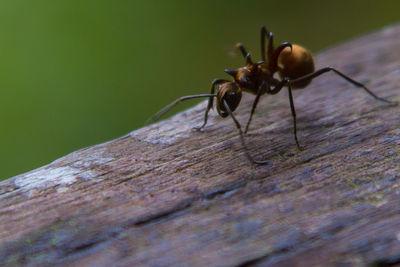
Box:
[290,67,394,104]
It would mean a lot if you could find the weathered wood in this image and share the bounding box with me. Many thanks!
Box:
[1,24,400,267]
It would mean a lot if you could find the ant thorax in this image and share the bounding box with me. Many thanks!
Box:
[226,64,270,95]
[237,66,258,89]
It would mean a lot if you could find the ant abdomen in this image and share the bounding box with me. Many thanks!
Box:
[216,82,242,117]
[278,44,315,88]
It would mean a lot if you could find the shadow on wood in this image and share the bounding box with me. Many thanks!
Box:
[0,24,400,266]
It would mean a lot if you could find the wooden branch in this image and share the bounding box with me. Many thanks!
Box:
[1,24,400,266]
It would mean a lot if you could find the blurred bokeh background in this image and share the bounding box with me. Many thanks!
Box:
[0,0,399,180]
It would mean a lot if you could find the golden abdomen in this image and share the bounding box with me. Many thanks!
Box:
[278,44,315,88]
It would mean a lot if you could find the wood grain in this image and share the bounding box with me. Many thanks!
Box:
[1,24,400,267]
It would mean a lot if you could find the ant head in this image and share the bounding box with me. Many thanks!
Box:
[224,53,264,90]
[216,82,242,118]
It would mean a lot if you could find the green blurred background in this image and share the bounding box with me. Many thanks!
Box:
[0,0,399,180]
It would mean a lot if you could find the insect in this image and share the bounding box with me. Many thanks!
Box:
[148,26,393,164]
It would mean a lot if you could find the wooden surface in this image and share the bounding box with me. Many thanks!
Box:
[1,24,400,267]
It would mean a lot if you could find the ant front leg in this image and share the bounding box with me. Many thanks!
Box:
[194,79,228,131]
[290,67,394,104]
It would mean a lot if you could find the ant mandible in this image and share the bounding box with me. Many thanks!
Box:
[149,26,392,164]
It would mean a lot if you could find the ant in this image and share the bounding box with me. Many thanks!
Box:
[148,26,393,164]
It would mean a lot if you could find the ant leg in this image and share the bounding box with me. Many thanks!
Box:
[245,81,266,133]
[260,26,292,72]
[259,25,274,62]
[286,82,302,150]
[194,79,228,131]
[146,94,217,124]
[245,76,292,133]
[290,67,393,103]
[270,42,292,72]
[223,100,269,164]
[270,79,302,150]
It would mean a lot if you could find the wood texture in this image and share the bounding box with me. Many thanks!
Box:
[1,24,400,267]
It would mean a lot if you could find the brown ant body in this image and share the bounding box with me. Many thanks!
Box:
[149,26,392,164]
